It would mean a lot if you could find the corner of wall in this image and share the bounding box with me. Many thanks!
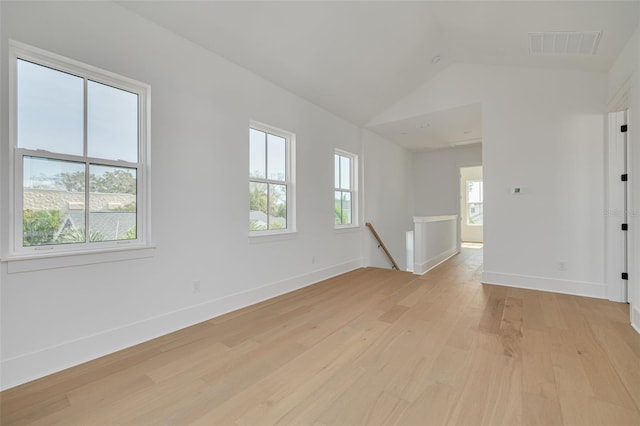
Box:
[360,129,412,270]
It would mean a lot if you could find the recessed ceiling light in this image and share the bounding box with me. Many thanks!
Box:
[431,55,441,64]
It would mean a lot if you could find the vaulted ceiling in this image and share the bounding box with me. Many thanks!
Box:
[119,1,639,150]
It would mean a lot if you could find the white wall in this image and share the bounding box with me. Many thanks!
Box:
[413,144,482,217]
[412,144,482,249]
[373,62,608,298]
[362,129,412,270]
[0,1,411,389]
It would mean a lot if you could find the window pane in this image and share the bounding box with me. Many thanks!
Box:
[267,133,286,181]
[467,181,483,203]
[89,165,137,242]
[334,154,340,188]
[88,81,138,162]
[23,156,85,246]
[468,203,483,225]
[269,184,287,229]
[17,60,83,155]
[249,129,266,179]
[340,156,351,190]
[341,191,352,225]
[335,191,352,225]
[249,181,268,230]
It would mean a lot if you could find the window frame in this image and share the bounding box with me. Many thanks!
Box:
[465,179,484,226]
[7,41,152,261]
[248,121,296,237]
[334,149,358,229]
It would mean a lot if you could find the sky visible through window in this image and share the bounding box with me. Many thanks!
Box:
[18,59,138,188]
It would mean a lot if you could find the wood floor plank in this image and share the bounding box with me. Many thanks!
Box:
[522,291,548,332]
[377,304,410,323]
[590,324,640,409]
[522,329,558,400]
[477,285,507,335]
[570,325,638,411]
[2,247,639,426]
[500,296,523,358]
[522,391,564,426]
[360,391,409,425]
[539,292,567,330]
[396,381,459,425]
[425,344,473,391]
[0,394,70,426]
[201,320,391,425]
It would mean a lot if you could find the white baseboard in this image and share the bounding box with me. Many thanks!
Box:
[632,305,640,336]
[0,258,362,391]
[481,271,607,299]
[413,247,459,275]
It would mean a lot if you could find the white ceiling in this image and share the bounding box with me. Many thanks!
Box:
[118,1,639,150]
[370,103,483,151]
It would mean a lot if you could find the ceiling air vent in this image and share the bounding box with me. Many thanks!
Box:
[529,31,602,55]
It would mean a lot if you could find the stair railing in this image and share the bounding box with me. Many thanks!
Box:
[365,222,400,271]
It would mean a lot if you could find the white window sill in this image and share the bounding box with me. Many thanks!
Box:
[248,230,297,244]
[2,244,156,273]
[334,224,360,233]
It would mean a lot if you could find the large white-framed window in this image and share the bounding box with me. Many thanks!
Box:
[249,121,296,235]
[334,149,358,227]
[8,41,151,260]
[466,180,483,225]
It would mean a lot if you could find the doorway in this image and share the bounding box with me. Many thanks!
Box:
[460,166,483,244]
[606,110,629,303]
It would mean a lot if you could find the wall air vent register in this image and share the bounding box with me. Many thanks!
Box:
[528,31,602,55]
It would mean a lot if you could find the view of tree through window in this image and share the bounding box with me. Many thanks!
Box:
[22,157,137,246]
[249,127,289,231]
[17,57,140,247]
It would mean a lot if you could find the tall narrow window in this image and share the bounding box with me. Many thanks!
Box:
[466,180,483,225]
[249,123,295,233]
[10,42,149,256]
[334,150,357,227]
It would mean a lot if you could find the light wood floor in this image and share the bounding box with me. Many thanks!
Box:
[2,248,640,425]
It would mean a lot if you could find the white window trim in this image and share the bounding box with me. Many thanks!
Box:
[3,40,153,270]
[249,121,296,237]
[334,148,359,229]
